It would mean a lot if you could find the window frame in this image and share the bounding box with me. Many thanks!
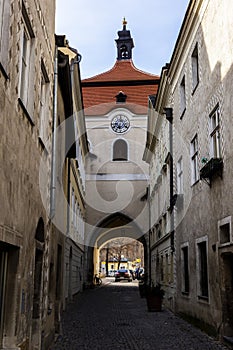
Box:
[196,236,209,300]
[181,243,190,295]
[191,43,199,93]
[112,138,128,161]
[177,157,183,194]
[0,0,10,78]
[209,105,221,159]
[180,75,186,118]
[218,216,232,246]
[18,3,35,120]
[39,60,50,147]
[190,134,199,185]
[71,188,75,224]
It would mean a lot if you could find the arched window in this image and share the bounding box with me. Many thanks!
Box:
[120,45,128,59]
[113,139,128,161]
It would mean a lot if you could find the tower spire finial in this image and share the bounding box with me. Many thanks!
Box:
[116,19,134,61]
[122,17,127,30]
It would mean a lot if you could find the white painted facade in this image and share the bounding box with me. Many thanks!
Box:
[146,0,233,340]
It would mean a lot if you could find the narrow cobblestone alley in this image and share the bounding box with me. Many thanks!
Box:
[50,279,229,350]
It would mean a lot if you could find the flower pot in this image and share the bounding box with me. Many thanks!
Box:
[146,295,162,312]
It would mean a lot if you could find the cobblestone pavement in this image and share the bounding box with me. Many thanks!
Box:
[50,279,230,350]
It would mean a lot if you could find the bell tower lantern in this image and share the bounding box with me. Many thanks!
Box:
[115,18,134,60]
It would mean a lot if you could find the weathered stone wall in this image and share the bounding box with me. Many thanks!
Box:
[0,0,56,348]
[168,0,233,337]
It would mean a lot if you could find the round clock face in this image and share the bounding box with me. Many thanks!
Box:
[111,115,130,133]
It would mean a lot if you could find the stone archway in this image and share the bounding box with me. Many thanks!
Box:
[86,212,148,281]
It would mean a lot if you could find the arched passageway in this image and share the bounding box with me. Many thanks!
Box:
[85,212,149,283]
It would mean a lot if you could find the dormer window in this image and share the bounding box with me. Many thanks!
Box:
[115,91,127,103]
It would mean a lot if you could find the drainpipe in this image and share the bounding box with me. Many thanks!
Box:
[164,107,174,251]
[50,45,58,219]
[148,184,151,286]
[66,158,71,236]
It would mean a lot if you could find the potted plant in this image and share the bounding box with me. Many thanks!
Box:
[145,283,165,312]
[138,279,146,298]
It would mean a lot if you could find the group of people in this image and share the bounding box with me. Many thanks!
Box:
[134,267,144,280]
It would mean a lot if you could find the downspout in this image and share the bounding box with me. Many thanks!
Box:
[164,108,174,251]
[148,184,151,286]
[50,45,58,219]
[66,158,71,236]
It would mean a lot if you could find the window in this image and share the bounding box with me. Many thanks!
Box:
[177,157,183,194]
[115,91,127,103]
[170,252,174,283]
[209,105,221,158]
[74,198,77,229]
[0,0,10,76]
[160,255,164,282]
[219,223,230,244]
[197,239,209,298]
[0,250,8,333]
[191,44,199,91]
[165,254,169,283]
[19,3,35,117]
[180,76,186,116]
[120,45,129,58]
[218,216,232,245]
[190,135,199,184]
[71,188,75,223]
[162,214,167,236]
[39,60,50,146]
[181,245,189,294]
[112,139,128,161]
[33,219,45,319]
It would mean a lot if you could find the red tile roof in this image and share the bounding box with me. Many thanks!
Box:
[82,60,159,82]
[82,60,159,115]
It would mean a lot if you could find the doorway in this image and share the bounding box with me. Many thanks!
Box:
[0,250,8,347]
[222,253,233,337]
[0,242,19,348]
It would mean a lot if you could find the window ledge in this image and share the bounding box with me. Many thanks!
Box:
[38,137,49,156]
[180,108,186,120]
[111,160,129,162]
[197,295,209,302]
[0,62,9,80]
[191,179,200,187]
[191,82,199,95]
[218,241,233,248]
[18,98,34,126]
[38,137,46,150]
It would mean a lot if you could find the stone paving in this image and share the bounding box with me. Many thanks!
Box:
[50,279,230,350]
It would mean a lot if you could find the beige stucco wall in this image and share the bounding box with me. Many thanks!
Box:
[165,0,233,336]
[0,0,56,348]
[85,109,149,247]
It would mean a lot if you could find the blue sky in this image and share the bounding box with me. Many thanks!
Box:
[55,0,189,79]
